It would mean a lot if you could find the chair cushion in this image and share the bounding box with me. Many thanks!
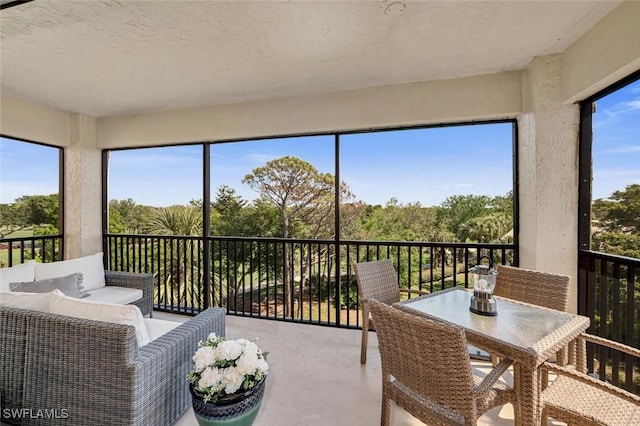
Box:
[0,289,64,311]
[144,318,181,342]
[10,273,88,299]
[35,252,105,291]
[48,292,150,347]
[0,260,36,293]
[84,286,143,305]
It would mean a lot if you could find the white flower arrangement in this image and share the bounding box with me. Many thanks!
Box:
[187,333,269,403]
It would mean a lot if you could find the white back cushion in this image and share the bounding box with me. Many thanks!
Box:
[48,292,150,347]
[0,260,36,293]
[0,289,64,311]
[35,252,105,291]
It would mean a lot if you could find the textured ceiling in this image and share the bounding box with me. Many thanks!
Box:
[0,1,622,117]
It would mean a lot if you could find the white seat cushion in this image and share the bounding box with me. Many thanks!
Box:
[143,318,181,343]
[85,286,143,305]
[0,289,64,311]
[35,252,105,291]
[0,260,36,293]
[48,292,150,347]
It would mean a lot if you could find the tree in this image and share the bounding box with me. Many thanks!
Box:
[145,205,202,236]
[13,194,59,228]
[243,156,334,239]
[210,186,282,310]
[356,198,449,242]
[438,193,513,243]
[592,184,640,258]
[0,203,27,237]
[0,194,60,237]
[459,212,512,243]
[439,194,493,242]
[140,204,204,309]
[109,198,154,233]
[242,156,335,318]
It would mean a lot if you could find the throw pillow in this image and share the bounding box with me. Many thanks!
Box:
[35,252,106,291]
[0,260,36,293]
[48,292,151,347]
[0,289,64,311]
[10,273,89,299]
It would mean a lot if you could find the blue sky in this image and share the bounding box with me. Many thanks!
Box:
[1,80,638,207]
[591,79,640,199]
[104,123,514,207]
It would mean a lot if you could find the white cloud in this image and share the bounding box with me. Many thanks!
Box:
[603,145,640,154]
[626,100,640,110]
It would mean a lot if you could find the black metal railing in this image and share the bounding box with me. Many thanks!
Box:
[3,233,639,393]
[0,234,63,267]
[103,233,516,327]
[578,249,640,393]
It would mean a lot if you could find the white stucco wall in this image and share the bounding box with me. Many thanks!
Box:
[562,0,640,103]
[64,114,102,260]
[96,71,522,148]
[0,96,70,146]
[519,56,581,312]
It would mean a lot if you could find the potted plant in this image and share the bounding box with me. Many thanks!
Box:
[187,333,269,426]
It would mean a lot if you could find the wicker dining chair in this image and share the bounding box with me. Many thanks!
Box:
[353,259,429,364]
[492,265,571,366]
[368,299,515,425]
[540,333,640,425]
[494,265,570,312]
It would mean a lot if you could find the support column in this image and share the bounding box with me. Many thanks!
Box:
[518,55,580,312]
[64,114,102,259]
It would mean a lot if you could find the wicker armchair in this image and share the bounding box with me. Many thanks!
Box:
[353,259,428,364]
[541,333,640,425]
[368,299,515,425]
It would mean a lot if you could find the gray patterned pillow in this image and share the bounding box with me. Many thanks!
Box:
[10,272,89,299]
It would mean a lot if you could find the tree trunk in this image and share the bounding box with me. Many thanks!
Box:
[282,216,295,318]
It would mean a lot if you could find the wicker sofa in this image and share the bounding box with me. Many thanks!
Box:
[103,270,154,316]
[0,305,226,426]
[0,254,154,317]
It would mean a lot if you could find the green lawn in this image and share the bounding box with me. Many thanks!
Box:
[0,228,35,267]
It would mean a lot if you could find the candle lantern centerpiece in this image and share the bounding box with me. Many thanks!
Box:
[469,256,498,316]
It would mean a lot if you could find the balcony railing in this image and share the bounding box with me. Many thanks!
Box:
[0,234,63,267]
[3,234,639,393]
[104,234,516,328]
[578,249,640,393]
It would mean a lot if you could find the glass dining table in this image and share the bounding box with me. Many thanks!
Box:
[394,287,590,426]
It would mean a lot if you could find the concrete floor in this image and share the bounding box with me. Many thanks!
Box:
[156,311,542,426]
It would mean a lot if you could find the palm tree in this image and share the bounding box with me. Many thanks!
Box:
[145,205,204,310]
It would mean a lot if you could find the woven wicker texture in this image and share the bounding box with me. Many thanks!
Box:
[541,333,640,425]
[190,377,266,419]
[1,306,226,426]
[492,265,571,367]
[353,259,428,364]
[105,270,154,316]
[395,287,591,426]
[369,299,514,425]
[494,265,570,312]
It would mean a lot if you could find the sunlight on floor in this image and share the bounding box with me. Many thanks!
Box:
[159,312,566,426]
